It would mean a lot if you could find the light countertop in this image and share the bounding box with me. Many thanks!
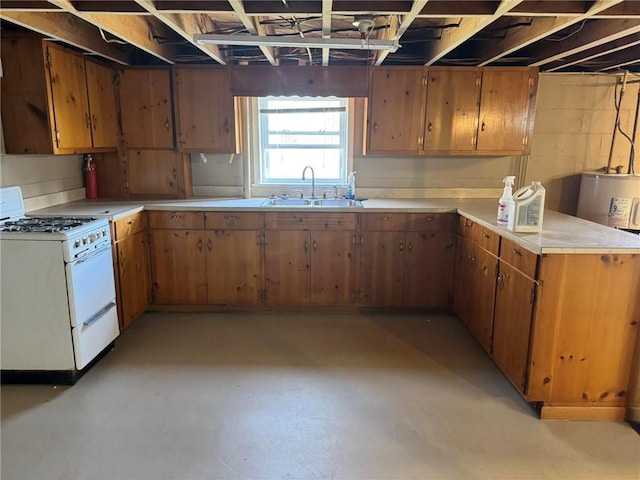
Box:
[30,197,640,254]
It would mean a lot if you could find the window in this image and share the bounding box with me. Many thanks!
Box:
[258,96,348,185]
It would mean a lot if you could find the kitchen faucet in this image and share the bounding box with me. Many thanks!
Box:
[302,165,316,199]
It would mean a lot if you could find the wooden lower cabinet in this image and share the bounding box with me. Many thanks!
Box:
[264,230,356,305]
[206,230,262,305]
[116,231,149,329]
[492,260,535,391]
[359,231,405,306]
[149,229,207,304]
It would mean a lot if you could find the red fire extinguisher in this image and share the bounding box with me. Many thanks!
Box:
[84,154,98,199]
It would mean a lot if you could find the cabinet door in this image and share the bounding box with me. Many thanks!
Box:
[467,243,498,352]
[492,261,535,392]
[149,230,207,304]
[175,68,237,152]
[118,69,174,149]
[453,236,472,324]
[366,69,426,154]
[46,45,92,150]
[265,231,310,305]
[404,231,454,308]
[127,149,178,196]
[359,231,405,306]
[85,61,118,148]
[477,69,533,152]
[423,69,480,152]
[116,231,149,330]
[310,230,356,305]
[206,230,262,305]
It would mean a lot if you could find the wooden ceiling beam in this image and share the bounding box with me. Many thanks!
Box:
[228,0,278,65]
[424,0,524,66]
[72,1,148,13]
[47,0,177,63]
[509,1,589,16]
[154,1,233,12]
[322,0,332,66]
[132,0,226,64]
[478,0,623,66]
[375,0,428,65]
[597,47,640,71]
[0,10,131,64]
[529,18,640,67]
[417,1,499,17]
[545,32,640,72]
[0,1,59,10]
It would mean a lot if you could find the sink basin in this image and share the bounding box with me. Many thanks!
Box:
[261,198,314,206]
[312,199,363,207]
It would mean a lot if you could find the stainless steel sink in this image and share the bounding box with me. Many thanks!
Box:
[261,197,363,208]
[312,199,363,207]
[261,198,314,206]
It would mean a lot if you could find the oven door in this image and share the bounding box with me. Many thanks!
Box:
[71,301,119,369]
[65,245,117,328]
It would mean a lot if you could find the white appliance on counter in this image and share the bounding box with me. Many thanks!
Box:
[0,186,120,384]
[576,173,640,233]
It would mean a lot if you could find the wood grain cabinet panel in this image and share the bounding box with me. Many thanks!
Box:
[359,230,406,306]
[477,68,535,153]
[264,230,311,305]
[423,68,480,153]
[310,230,357,305]
[85,61,118,149]
[118,69,174,149]
[116,231,149,330]
[127,149,192,198]
[148,211,205,230]
[366,68,426,155]
[149,229,208,304]
[175,67,239,153]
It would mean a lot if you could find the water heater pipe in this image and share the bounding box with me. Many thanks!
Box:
[607,70,628,173]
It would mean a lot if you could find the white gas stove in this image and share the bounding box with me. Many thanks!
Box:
[0,186,120,384]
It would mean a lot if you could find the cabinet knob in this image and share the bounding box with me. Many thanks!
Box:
[85,113,91,129]
[207,239,212,251]
[399,242,404,253]
[223,118,230,133]
[92,114,97,131]
[313,240,317,250]
[304,240,309,252]
[197,239,203,251]
[481,121,486,132]
[427,122,433,132]
[224,215,238,220]
[165,119,170,130]
[513,248,523,257]
[407,242,412,252]
[373,122,378,133]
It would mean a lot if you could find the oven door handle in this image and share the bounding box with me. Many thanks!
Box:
[73,244,111,264]
[83,301,116,327]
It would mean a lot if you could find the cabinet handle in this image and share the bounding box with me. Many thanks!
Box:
[223,118,229,133]
[482,232,491,239]
[427,122,433,132]
[313,240,317,250]
[407,242,412,252]
[224,215,238,220]
[424,216,434,222]
[165,119,170,130]
[497,274,504,291]
[399,242,404,253]
[197,239,203,251]
[207,239,212,251]
[378,216,389,221]
[85,113,91,129]
[513,248,523,257]
[92,114,97,131]
[481,121,486,132]
[304,240,309,252]
[169,214,184,219]
[373,122,378,133]
[127,220,134,225]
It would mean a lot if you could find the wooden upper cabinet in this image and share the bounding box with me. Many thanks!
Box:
[118,69,174,149]
[366,68,426,155]
[85,61,118,149]
[45,44,93,151]
[423,68,481,153]
[477,68,536,153]
[175,67,239,153]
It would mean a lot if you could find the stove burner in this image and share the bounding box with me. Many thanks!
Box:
[0,216,98,233]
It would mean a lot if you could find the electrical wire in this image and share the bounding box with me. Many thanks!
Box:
[545,20,586,42]
[613,75,636,174]
[98,27,127,45]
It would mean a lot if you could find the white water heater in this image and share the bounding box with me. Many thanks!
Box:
[576,173,640,230]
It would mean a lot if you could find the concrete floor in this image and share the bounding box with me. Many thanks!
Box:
[2,312,639,480]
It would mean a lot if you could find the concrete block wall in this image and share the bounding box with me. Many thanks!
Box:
[526,73,639,215]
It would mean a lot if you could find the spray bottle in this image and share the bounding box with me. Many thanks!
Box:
[497,176,516,224]
[346,171,357,200]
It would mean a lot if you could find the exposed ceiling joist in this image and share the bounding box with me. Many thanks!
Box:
[530,18,640,67]
[375,0,429,66]
[46,0,177,63]
[132,0,226,64]
[598,47,640,71]
[545,33,640,72]
[321,0,332,66]
[0,1,59,11]
[478,0,623,66]
[424,0,525,66]
[228,0,278,65]
[0,10,131,64]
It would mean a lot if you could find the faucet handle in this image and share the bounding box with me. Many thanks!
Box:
[292,189,304,199]
[322,190,334,199]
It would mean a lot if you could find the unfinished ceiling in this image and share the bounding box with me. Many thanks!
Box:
[1,0,639,72]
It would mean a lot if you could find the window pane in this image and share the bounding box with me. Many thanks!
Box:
[267,112,341,133]
[267,134,341,146]
[264,149,343,182]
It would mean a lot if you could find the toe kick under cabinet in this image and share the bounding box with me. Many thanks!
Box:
[454,215,640,420]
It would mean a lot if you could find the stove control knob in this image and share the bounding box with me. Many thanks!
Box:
[74,239,81,248]
[82,236,88,245]
[102,229,107,238]
[89,233,98,242]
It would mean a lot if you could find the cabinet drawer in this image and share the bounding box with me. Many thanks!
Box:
[264,212,356,230]
[500,237,538,278]
[114,212,146,240]
[360,213,408,231]
[148,211,205,229]
[458,215,500,255]
[406,213,456,231]
[205,212,261,230]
